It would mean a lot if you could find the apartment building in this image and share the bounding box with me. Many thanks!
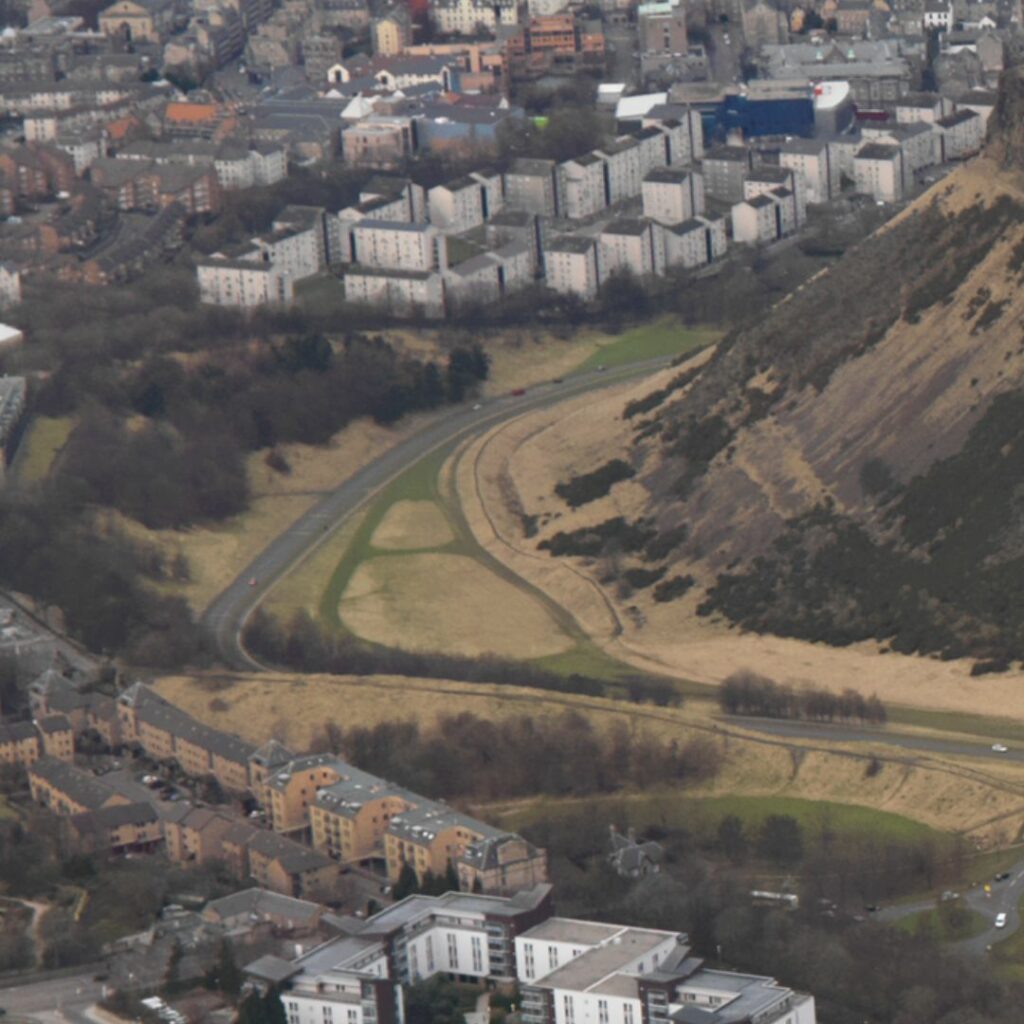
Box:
[731,188,797,245]
[66,801,163,856]
[433,0,519,35]
[545,236,600,300]
[99,0,175,43]
[116,683,255,792]
[0,722,42,767]
[36,714,74,760]
[373,10,413,55]
[637,0,687,56]
[259,754,346,834]
[779,137,837,205]
[642,166,704,225]
[197,256,295,308]
[28,670,122,748]
[246,892,816,1024]
[895,92,952,125]
[854,142,905,202]
[345,221,446,272]
[428,171,502,232]
[600,218,664,278]
[361,176,427,222]
[700,146,751,202]
[558,154,607,221]
[641,105,704,165]
[661,215,726,269]
[0,263,21,310]
[594,138,643,205]
[247,885,554,1020]
[504,15,605,78]
[504,158,559,217]
[516,919,816,1024]
[28,757,129,815]
[344,267,446,317]
[935,109,983,160]
[744,166,803,226]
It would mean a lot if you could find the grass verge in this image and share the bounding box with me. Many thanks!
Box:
[575,319,719,373]
[895,903,988,942]
[10,416,74,483]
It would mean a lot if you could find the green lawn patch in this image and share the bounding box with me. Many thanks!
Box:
[575,319,719,373]
[495,792,946,848]
[895,902,988,942]
[991,890,1024,979]
[10,416,74,484]
[888,705,1024,745]
[446,236,486,267]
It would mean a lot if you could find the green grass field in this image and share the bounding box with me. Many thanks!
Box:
[991,890,1024,978]
[10,416,74,484]
[895,903,988,942]
[494,791,944,846]
[888,705,1024,745]
[575,319,719,373]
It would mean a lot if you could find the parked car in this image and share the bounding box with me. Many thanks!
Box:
[995,871,1012,881]
[992,743,1009,753]
[996,912,1008,928]
[940,891,959,902]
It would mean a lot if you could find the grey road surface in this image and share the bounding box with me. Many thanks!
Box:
[877,857,1024,956]
[202,358,679,669]
[729,716,1024,764]
[0,972,103,1022]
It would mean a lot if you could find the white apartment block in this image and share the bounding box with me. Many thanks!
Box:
[600,218,665,278]
[641,107,704,165]
[253,207,328,281]
[744,166,803,227]
[55,132,105,174]
[246,891,816,1024]
[559,154,607,221]
[0,263,21,310]
[922,0,953,30]
[895,93,952,125]
[634,126,672,179]
[505,159,560,217]
[516,918,816,1024]
[445,253,502,306]
[826,136,862,182]
[731,188,797,244]
[854,143,906,202]
[861,122,938,172]
[545,236,601,300]
[936,109,983,159]
[432,0,519,34]
[595,138,644,205]
[956,89,997,130]
[215,144,288,189]
[661,215,726,269]
[344,267,445,317]
[428,170,503,234]
[779,138,837,205]
[345,221,446,272]
[642,166,704,225]
[361,178,427,221]
[429,177,485,232]
[196,258,295,308]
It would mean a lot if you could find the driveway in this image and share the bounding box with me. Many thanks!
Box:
[877,857,1024,956]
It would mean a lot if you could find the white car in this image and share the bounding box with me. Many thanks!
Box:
[992,743,1009,753]
[996,912,1007,928]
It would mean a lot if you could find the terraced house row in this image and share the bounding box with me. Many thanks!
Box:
[33,676,546,895]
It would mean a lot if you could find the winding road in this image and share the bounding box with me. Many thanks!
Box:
[201,356,678,668]
[877,858,1024,956]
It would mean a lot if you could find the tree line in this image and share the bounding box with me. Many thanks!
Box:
[308,710,722,802]
[719,670,887,725]
[245,608,682,706]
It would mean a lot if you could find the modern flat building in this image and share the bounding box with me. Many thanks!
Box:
[600,218,664,278]
[700,145,751,202]
[642,166,704,225]
[196,257,295,308]
[661,215,727,269]
[731,188,797,244]
[428,171,501,231]
[779,137,837,205]
[935,109,983,160]
[853,142,905,202]
[744,165,803,226]
[246,896,817,1024]
[343,267,446,317]
[505,158,560,217]
[637,0,687,57]
[344,221,446,272]
[558,155,607,221]
[545,235,601,299]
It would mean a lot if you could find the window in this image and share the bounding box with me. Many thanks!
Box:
[548,945,559,970]
[563,996,575,1024]
[348,1013,358,1024]
[472,935,483,973]
[448,933,459,970]
[427,939,435,973]
[324,1008,333,1023]
[599,1001,609,1024]
[623,1005,635,1024]
[410,944,420,979]
[524,943,535,980]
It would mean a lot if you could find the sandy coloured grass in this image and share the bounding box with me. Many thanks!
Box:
[338,552,574,658]
[371,500,455,551]
[119,414,430,614]
[151,671,1024,842]
[454,342,1024,725]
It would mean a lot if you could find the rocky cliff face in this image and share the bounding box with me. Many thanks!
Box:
[987,68,1024,170]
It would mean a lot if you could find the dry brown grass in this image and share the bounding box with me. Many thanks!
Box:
[371,500,454,551]
[151,671,1024,842]
[338,552,574,658]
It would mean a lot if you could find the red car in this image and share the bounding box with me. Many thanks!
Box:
[511,388,526,397]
